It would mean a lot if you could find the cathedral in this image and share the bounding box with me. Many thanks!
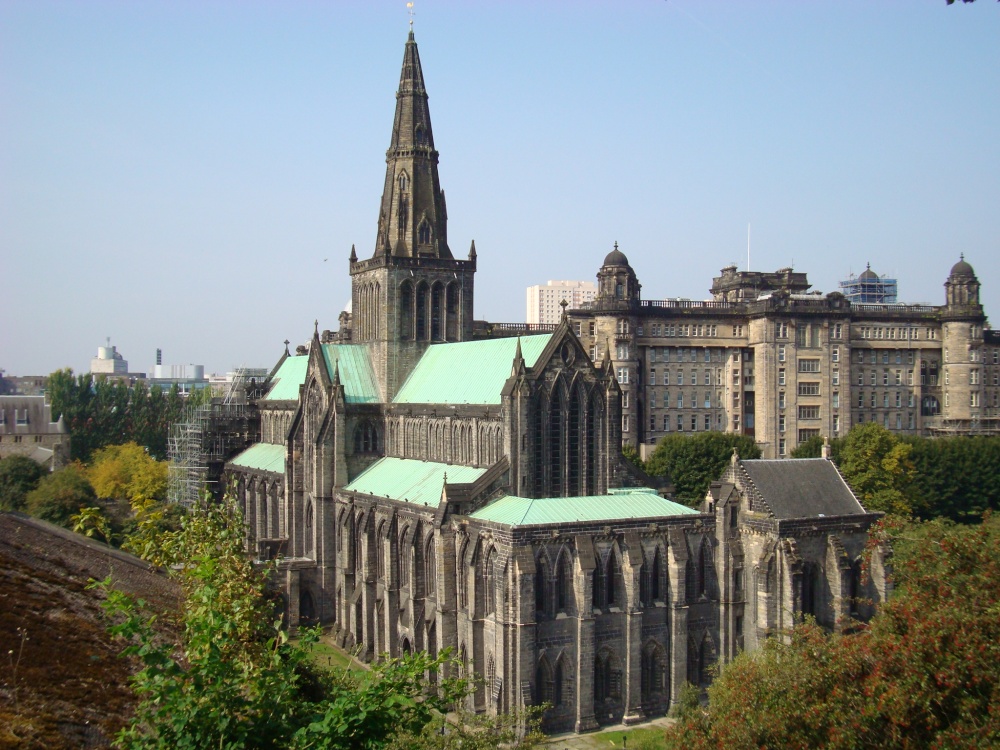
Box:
[226,31,887,732]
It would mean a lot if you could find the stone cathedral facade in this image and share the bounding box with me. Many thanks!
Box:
[226,31,887,733]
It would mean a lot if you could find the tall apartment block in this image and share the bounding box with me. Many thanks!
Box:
[527,280,598,325]
[569,249,997,459]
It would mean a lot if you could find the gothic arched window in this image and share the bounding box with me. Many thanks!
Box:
[418,220,431,245]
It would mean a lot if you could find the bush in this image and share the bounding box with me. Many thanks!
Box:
[0,454,47,512]
[25,464,95,527]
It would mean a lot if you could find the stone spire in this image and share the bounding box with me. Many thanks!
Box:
[373,31,451,259]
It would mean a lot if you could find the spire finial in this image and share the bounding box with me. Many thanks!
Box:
[960,252,965,261]
[559,298,569,321]
[284,339,290,356]
[407,1,414,29]
[314,319,319,337]
[614,240,619,252]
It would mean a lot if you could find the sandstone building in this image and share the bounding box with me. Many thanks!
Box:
[224,31,888,732]
[0,395,70,469]
[567,251,996,459]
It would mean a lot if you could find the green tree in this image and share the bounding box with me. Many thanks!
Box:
[904,436,1000,522]
[789,434,843,460]
[621,443,644,471]
[645,432,762,506]
[0,454,47,512]
[101,495,472,749]
[663,515,1000,749]
[838,423,914,516]
[25,463,96,527]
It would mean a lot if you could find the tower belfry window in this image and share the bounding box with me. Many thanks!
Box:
[398,173,409,192]
[418,221,431,245]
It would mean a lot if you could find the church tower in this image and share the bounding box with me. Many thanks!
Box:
[349,31,477,400]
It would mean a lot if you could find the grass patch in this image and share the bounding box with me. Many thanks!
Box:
[300,637,367,675]
[593,726,669,749]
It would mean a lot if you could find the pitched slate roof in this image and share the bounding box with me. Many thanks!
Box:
[470,488,697,527]
[345,457,488,507]
[740,458,866,519]
[263,345,380,403]
[0,396,67,435]
[393,334,552,405]
[228,443,286,473]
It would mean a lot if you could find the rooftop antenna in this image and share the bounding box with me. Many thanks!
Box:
[407,1,414,29]
[747,222,751,272]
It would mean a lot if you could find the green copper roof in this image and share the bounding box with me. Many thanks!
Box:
[228,442,286,473]
[264,355,309,401]
[345,457,488,507]
[469,488,698,527]
[263,345,380,403]
[394,334,552,405]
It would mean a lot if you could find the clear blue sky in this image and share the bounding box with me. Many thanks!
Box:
[2,1,998,377]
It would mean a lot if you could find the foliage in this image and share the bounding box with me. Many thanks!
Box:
[790,434,843,461]
[663,515,1000,749]
[837,422,913,516]
[0,454,47,512]
[24,463,96,527]
[621,442,644,471]
[72,505,115,545]
[904,435,1000,522]
[668,681,702,721]
[790,427,1000,522]
[386,705,546,750]
[47,369,190,462]
[101,494,472,750]
[645,432,761,506]
[88,441,168,505]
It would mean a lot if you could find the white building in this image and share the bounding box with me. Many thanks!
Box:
[526,280,597,325]
[90,340,129,375]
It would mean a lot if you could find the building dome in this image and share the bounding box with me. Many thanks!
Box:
[603,242,629,267]
[949,255,975,278]
[859,263,878,280]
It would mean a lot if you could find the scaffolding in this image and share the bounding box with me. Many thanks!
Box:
[839,264,898,304]
[167,367,264,507]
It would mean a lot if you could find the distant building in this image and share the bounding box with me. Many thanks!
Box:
[567,250,996,458]
[89,341,145,381]
[839,264,898,304]
[149,349,209,396]
[0,375,47,396]
[90,340,130,375]
[0,396,70,469]
[527,280,597,325]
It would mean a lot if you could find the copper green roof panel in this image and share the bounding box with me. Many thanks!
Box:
[320,345,381,403]
[263,345,380,403]
[228,442,286,473]
[469,489,698,527]
[345,457,488,507]
[263,355,309,401]
[394,334,552,405]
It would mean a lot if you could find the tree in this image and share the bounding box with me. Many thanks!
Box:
[24,463,96,527]
[0,454,47,512]
[645,432,762,506]
[790,434,843,461]
[621,443,644,471]
[100,495,472,750]
[663,515,1000,749]
[838,423,914,516]
[88,442,168,507]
